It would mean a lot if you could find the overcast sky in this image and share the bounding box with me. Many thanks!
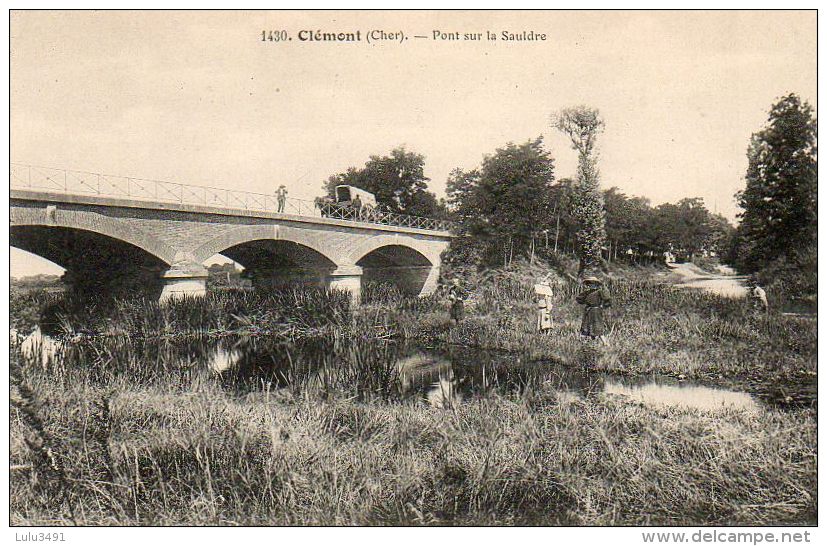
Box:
[10,10,817,276]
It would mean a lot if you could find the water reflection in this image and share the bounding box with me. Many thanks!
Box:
[397,353,463,408]
[603,377,760,412]
[210,337,297,388]
[206,341,764,412]
[17,328,767,412]
[209,345,242,374]
[19,326,63,367]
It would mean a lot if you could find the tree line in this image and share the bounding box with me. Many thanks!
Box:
[324,136,733,274]
[444,138,733,271]
[323,95,814,292]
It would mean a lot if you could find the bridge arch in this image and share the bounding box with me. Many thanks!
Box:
[10,206,176,264]
[10,224,172,298]
[346,234,440,267]
[191,224,343,266]
[193,224,342,291]
[349,235,440,296]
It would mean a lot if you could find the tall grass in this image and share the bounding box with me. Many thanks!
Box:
[10,351,817,525]
[9,276,818,525]
[11,287,353,339]
[381,277,816,400]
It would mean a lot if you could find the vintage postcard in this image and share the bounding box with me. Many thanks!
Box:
[7,9,818,536]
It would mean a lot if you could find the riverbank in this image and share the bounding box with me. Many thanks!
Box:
[369,267,816,406]
[9,263,818,525]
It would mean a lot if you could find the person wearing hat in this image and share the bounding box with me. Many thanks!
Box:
[575,276,612,343]
[447,277,466,324]
[276,185,288,213]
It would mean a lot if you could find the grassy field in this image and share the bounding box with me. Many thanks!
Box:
[8,269,818,525]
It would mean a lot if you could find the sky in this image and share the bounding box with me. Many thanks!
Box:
[9,10,817,277]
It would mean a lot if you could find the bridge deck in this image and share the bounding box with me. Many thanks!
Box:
[10,163,453,235]
[10,188,453,237]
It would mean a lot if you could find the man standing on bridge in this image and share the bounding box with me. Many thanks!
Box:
[276,185,288,213]
[352,194,362,220]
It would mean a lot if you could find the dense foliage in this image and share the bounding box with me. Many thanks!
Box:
[443,107,734,273]
[446,137,556,267]
[553,107,608,274]
[323,147,444,217]
[730,94,817,299]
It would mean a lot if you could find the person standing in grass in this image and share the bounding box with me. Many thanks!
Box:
[576,276,611,344]
[535,274,554,334]
[748,277,769,313]
[447,278,466,324]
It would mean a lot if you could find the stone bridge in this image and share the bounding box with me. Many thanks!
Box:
[10,189,453,302]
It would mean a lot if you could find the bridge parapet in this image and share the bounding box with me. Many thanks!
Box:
[10,162,454,233]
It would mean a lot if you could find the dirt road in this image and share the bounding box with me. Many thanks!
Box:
[667,262,749,298]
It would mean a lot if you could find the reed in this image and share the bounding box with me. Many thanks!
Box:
[8,272,817,525]
[9,363,817,525]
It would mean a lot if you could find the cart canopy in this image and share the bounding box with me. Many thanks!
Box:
[335,185,377,207]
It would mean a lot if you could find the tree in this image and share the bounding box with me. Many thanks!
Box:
[552,106,607,275]
[445,167,483,228]
[323,147,442,217]
[549,178,576,253]
[734,94,817,273]
[603,187,654,261]
[446,137,556,267]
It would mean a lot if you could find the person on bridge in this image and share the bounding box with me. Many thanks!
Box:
[352,194,362,220]
[276,185,288,213]
[576,276,612,344]
[447,278,466,324]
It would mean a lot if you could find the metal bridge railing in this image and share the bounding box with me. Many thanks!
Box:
[10,163,453,232]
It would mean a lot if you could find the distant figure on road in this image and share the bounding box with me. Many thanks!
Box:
[576,276,612,344]
[276,185,288,213]
[749,277,769,313]
[535,274,553,334]
[447,278,465,324]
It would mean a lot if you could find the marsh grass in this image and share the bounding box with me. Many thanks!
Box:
[389,278,816,398]
[9,274,818,525]
[10,287,352,340]
[10,351,817,525]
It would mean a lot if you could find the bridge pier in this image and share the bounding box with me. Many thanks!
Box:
[328,265,363,304]
[159,261,208,303]
[422,265,440,296]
